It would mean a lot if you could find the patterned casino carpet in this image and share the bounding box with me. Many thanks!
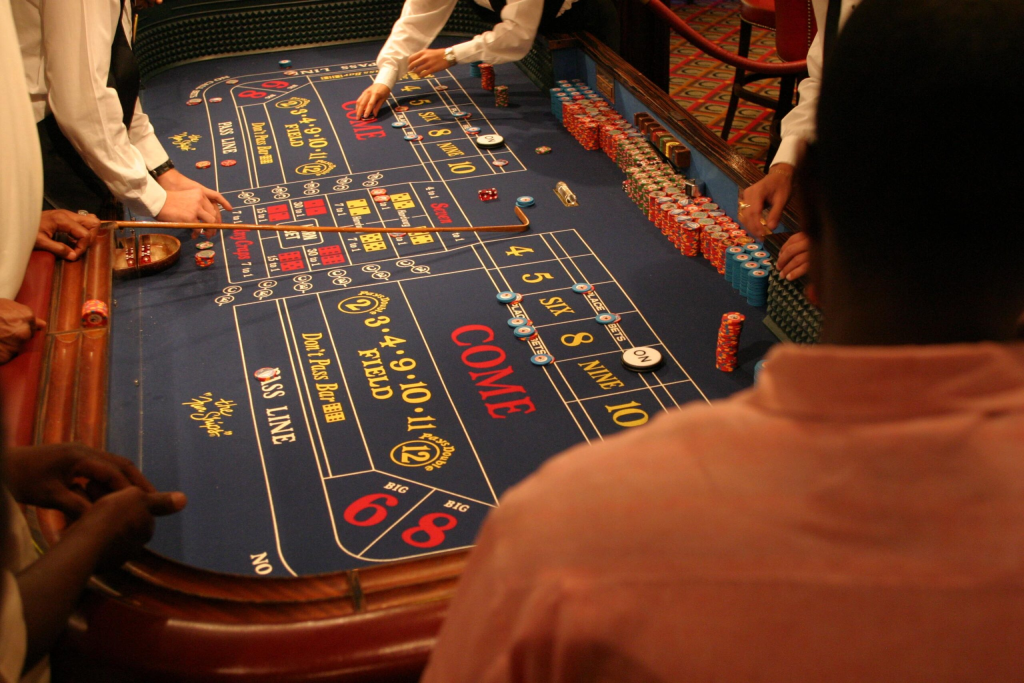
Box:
[669,0,787,165]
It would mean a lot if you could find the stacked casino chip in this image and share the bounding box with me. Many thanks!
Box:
[724,244,772,305]
[764,237,823,343]
[551,80,625,152]
[469,61,483,77]
[754,359,767,381]
[81,299,109,328]
[494,85,509,107]
[715,312,745,372]
[195,250,215,269]
[548,78,780,308]
[479,63,495,90]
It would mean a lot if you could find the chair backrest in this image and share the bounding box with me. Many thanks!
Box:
[774,0,817,63]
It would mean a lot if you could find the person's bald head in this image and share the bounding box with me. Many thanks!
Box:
[804,0,1024,344]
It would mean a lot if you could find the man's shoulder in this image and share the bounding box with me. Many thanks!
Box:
[495,395,767,530]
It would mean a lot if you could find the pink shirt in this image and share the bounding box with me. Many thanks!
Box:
[423,342,1024,683]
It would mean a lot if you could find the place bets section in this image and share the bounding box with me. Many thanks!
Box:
[111,40,772,577]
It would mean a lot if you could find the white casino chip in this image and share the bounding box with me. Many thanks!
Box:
[621,347,664,373]
[474,134,505,149]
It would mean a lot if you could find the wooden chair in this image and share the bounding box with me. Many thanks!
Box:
[720,0,816,169]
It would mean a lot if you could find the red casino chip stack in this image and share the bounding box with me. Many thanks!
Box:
[580,120,599,150]
[655,200,675,235]
[715,312,745,372]
[646,190,666,218]
[680,221,701,256]
[81,299,109,328]
[494,85,509,107]
[479,63,495,90]
[195,250,215,268]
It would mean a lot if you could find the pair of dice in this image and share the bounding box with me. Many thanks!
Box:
[478,188,498,202]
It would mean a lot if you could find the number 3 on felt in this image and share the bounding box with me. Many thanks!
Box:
[522,272,552,284]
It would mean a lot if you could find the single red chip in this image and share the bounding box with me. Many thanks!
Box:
[196,161,212,169]
[373,195,390,203]
[369,188,388,196]
[220,159,237,167]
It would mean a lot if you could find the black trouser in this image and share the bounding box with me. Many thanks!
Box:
[37,115,119,218]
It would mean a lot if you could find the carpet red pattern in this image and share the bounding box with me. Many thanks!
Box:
[669,0,786,165]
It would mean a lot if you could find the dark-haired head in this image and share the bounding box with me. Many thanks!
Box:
[803,0,1024,345]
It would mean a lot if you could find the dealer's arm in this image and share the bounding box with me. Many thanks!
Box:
[355,0,543,118]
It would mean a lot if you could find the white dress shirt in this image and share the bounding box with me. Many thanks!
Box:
[773,0,858,168]
[0,0,42,302]
[374,0,578,90]
[12,0,170,217]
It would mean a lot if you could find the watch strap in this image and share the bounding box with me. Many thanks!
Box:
[149,159,175,179]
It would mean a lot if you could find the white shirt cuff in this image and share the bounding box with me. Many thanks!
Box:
[452,41,483,66]
[133,132,170,171]
[0,571,27,683]
[771,136,807,169]
[374,65,400,90]
[130,176,168,217]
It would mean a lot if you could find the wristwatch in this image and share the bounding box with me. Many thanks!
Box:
[444,47,457,67]
[149,159,175,179]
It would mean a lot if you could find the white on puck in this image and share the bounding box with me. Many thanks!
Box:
[621,346,664,372]
[475,134,505,149]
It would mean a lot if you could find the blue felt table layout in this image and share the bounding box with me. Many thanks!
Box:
[109,40,775,576]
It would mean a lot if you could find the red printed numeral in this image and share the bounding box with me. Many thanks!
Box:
[343,494,398,527]
[341,496,458,549]
[401,513,457,548]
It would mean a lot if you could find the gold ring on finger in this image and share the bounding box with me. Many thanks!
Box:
[738,202,751,210]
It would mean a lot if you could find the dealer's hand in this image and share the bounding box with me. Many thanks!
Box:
[776,231,812,281]
[739,163,794,237]
[355,83,392,119]
[3,443,157,519]
[408,48,448,79]
[36,209,99,261]
[156,169,233,238]
[0,299,45,365]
